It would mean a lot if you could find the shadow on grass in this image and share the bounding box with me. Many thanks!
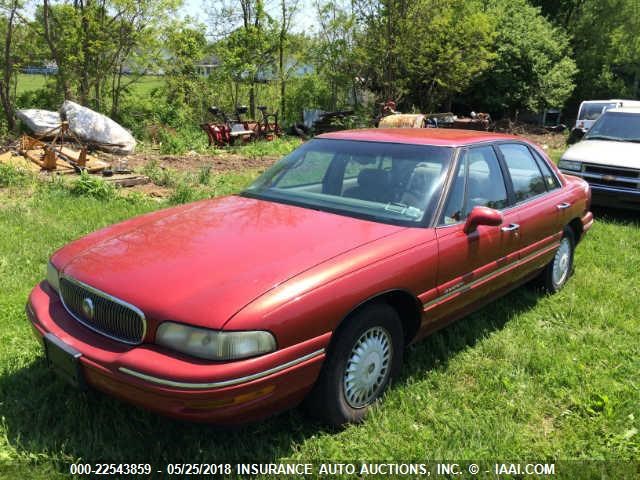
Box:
[399,284,542,382]
[1,285,544,470]
[591,206,640,227]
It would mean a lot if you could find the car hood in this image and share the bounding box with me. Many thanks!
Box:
[59,195,403,331]
[562,139,640,169]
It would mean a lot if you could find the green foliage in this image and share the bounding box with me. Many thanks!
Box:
[15,85,61,111]
[141,160,178,187]
[198,164,212,185]
[227,135,302,159]
[532,0,640,110]
[69,171,116,200]
[465,0,577,115]
[399,0,496,110]
[168,179,198,204]
[0,164,33,187]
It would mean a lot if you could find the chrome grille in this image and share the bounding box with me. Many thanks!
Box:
[582,163,640,191]
[59,277,146,344]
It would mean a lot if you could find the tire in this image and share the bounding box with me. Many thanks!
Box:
[541,227,575,293]
[305,303,404,426]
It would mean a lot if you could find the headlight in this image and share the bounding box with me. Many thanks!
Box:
[558,159,582,171]
[47,261,60,293]
[156,322,276,361]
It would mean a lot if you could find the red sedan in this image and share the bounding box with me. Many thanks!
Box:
[27,129,593,426]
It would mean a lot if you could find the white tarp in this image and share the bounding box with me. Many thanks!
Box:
[16,109,62,137]
[60,100,136,154]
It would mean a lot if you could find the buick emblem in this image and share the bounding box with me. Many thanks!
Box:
[81,297,95,320]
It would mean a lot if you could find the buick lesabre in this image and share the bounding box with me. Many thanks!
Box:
[27,129,593,426]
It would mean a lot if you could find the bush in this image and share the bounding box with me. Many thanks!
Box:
[0,164,34,188]
[141,160,178,187]
[168,180,198,204]
[16,86,62,111]
[69,171,117,200]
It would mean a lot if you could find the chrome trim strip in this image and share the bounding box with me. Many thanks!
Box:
[118,348,326,390]
[59,275,147,346]
[580,171,640,186]
[423,242,559,310]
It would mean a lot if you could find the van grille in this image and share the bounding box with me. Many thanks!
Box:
[582,163,640,191]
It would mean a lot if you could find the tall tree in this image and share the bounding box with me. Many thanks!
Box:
[353,0,495,111]
[465,0,577,117]
[39,0,178,111]
[277,0,299,122]
[0,0,26,129]
[314,1,360,110]
[211,0,276,118]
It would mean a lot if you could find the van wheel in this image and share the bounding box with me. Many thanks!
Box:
[305,303,403,426]
[542,227,575,293]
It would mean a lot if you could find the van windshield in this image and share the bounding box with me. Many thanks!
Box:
[579,102,619,120]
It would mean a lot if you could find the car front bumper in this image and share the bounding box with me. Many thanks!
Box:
[27,281,328,424]
[588,185,640,210]
[559,169,640,210]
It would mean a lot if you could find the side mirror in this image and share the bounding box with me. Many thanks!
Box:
[463,206,503,234]
[567,127,585,145]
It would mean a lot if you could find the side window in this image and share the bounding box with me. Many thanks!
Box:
[498,144,547,201]
[532,149,560,190]
[441,146,508,225]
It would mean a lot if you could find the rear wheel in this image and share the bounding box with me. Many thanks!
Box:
[541,227,575,293]
[305,303,404,426]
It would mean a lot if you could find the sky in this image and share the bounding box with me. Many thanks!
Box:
[180,0,319,35]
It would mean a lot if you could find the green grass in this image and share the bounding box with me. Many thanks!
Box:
[0,165,638,478]
[15,74,165,98]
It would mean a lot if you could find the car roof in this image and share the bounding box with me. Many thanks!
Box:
[606,107,640,114]
[316,128,523,147]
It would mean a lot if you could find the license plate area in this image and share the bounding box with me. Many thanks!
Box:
[44,333,86,390]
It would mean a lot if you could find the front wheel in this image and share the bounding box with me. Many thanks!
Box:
[541,227,575,293]
[305,303,404,426]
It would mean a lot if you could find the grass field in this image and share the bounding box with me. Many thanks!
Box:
[0,156,639,478]
[15,74,165,97]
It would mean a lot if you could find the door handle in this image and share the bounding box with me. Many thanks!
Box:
[556,202,571,210]
[501,223,520,232]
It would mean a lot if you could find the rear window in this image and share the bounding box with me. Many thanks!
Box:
[498,144,547,202]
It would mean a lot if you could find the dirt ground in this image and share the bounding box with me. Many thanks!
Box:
[2,130,568,200]
[125,131,567,177]
[126,151,280,174]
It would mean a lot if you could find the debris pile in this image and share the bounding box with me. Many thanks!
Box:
[1,102,147,188]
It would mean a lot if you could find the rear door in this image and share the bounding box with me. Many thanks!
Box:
[496,143,565,273]
[428,145,521,323]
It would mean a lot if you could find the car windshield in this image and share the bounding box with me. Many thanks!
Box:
[243,138,454,226]
[579,102,618,120]
[584,112,640,142]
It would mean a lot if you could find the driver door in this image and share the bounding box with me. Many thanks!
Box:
[427,145,521,323]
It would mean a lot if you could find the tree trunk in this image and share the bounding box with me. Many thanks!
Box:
[0,0,18,130]
[249,83,256,118]
[43,0,73,99]
[279,0,286,122]
[79,1,92,105]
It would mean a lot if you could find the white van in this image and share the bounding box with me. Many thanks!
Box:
[575,99,640,131]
